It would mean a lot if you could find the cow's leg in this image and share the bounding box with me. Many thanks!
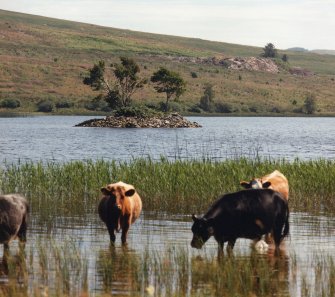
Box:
[272,227,283,252]
[217,239,224,259]
[121,216,131,245]
[106,223,116,243]
[3,243,9,252]
[17,215,28,243]
[227,239,236,250]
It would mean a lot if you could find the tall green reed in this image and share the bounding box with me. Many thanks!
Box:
[0,158,334,219]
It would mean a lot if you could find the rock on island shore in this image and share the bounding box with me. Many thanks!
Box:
[75,113,201,128]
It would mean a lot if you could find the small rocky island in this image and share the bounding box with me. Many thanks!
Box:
[75,112,201,128]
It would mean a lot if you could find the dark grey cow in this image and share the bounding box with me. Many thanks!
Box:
[0,194,29,248]
[191,189,289,254]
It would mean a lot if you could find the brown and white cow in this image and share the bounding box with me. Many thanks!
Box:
[240,170,289,200]
[0,194,29,249]
[98,181,142,244]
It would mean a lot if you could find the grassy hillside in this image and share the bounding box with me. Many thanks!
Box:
[1,9,335,115]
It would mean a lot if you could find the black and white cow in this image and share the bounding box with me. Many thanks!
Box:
[191,189,289,253]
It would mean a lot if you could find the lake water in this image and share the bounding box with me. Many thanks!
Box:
[2,211,334,296]
[1,115,335,164]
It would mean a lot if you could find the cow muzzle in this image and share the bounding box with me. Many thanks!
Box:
[191,236,204,249]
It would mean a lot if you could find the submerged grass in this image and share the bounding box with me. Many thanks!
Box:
[3,241,335,297]
[0,158,334,218]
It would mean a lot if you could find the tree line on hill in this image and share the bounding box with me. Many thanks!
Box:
[0,43,317,115]
[82,48,316,116]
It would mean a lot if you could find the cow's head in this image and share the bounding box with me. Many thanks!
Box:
[191,214,214,249]
[240,179,271,190]
[101,184,136,210]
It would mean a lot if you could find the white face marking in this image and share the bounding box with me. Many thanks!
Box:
[250,179,262,189]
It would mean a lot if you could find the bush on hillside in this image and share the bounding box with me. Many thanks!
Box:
[215,102,232,113]
[55,100,74,109]
[188,104,202,113]
[0,98,21,109]
[84,100,111,112]
[37,100,54,112]
[191,71,198,78]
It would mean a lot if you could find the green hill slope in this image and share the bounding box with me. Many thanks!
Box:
[1,9,335,115]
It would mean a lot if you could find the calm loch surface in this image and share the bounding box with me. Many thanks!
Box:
[1,115,335,296]
[1,116,335,163]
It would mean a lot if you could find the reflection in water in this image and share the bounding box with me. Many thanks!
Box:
[0,212,334,296]
[0,247,28,295]
[191,247,290,297]
[96,245,139,296]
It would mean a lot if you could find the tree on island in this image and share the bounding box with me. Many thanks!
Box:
[262,43,278,58]
[83,57,147,109]
[151,67,186,111]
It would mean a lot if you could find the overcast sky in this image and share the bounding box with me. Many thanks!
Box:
[1,0,334,50]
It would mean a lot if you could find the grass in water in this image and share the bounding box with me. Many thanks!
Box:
[0,158,335,219]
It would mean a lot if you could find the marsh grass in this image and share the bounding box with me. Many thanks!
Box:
[96,245,291,297]
[28,238,89,296]
[0,236,335,296]
[0,158,335,219]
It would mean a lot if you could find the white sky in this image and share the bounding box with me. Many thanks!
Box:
[1,0,334,50]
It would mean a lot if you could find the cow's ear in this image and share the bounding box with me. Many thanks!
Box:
[240,181,251,189]
[101,187,109,195]
[262,181,271,188]
[192,214,199,222]
[125,189,136,197]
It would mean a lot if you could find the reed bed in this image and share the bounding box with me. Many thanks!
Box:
[0,158,334,218]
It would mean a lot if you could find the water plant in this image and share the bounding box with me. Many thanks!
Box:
[0,158,335,219]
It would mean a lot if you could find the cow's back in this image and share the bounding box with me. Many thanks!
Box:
[205,189,288,238]
[263,171,289,200]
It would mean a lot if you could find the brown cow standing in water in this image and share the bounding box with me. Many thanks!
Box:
[240,170,289,246]
[240,170,289,200]
[98,182,142,244]
[0,194,29,249]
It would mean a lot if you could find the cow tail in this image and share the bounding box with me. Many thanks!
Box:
[282,205,290,239]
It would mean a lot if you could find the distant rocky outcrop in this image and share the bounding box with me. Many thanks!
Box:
[225,57,279,73]
[75,113,201,128]
[156,55,279,73]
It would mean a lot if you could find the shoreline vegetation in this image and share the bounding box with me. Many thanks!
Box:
[1,158,334,218]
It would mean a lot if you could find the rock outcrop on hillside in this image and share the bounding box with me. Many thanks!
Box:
[75,113,201,128]
[158,55,279,73]
[226,57,279,73]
